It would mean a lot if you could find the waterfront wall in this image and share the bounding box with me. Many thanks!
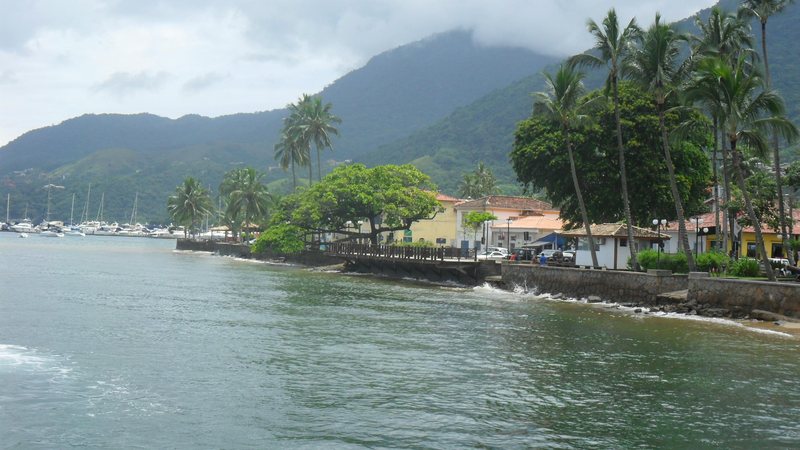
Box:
[688,277,800,319]
[175,240,344,266]
[502,263,687,304]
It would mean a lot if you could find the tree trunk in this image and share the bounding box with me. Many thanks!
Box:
[721,140,735,258]
[657,107,696,271]
[316,147,322,182]
[613,77,637,270]
[731,139,775,281]
[712,118,721,252]
[291,160,297,190]
[761,20,793,265]
[565,128,598,267]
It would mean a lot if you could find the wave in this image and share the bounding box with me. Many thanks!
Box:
[0,344,72,375]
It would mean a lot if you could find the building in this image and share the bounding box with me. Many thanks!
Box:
[454,195,557,250]
[490,212,564,251]
[405,193,463,245]
[561,223,669,269]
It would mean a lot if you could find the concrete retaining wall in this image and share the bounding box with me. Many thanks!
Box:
[175,239,343,266]
[688,277,800,319]
[502,263,687,304]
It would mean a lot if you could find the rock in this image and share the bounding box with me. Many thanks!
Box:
[634,308,642,313]
[750,309,798,323]
[587,295,602,303]
[551,293,563,300]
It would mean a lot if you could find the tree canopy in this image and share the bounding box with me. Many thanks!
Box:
[511,82,711,228]
[279,164,442,244]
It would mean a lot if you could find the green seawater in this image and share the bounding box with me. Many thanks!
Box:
[1,233,799,448]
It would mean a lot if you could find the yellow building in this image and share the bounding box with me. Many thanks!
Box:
[405,193,463,245]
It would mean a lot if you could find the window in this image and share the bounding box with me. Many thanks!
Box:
[746,242,757,258]
[620,238,627,247]
[771,243,784,258]
[435,237,446,245]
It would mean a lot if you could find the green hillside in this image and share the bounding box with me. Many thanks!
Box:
[364,0,800,194]
[0,30,557,223]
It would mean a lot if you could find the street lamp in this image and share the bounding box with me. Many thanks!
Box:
[652,218,667,266]
[693,217,704,254]
[506,217,512,249]
[357,220,364,245]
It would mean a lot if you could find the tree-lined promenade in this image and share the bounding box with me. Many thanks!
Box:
[169,1,800,282]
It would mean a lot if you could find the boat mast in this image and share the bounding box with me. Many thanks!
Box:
[96,192,104,222]
[130,192,138,225]
[69,193,75,226]
[5,193,9,224]
[81,184,91,223]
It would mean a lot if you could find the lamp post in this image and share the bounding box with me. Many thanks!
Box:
[652,218,667,266]
[506,217,512,249]
[357,220,364,245]
[693,217,704,254]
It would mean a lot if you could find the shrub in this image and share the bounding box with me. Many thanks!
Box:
[251,223,306,254]
[392,240,436,248]
[696,251,729,273]
[728,258,760,277]
[634,248,689,273]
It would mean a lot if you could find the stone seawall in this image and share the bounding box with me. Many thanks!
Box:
[688,277,800,319]
[175,239,343,266]
[502,263,687,305]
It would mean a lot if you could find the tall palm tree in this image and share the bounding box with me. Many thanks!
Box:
[627,13,696,271]
[570,8,641,269]
[283,97,314,184]
[458,162,498,199]
[690,6,754,255]
[687,56,798,281]
[534,64,599,267]
[740,0,796,263]
[274,130,308,190]
[167,177,214,238]
[297,95,341,182]
[220,167,272,242]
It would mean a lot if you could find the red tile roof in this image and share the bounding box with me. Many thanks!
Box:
[455,195,553,211]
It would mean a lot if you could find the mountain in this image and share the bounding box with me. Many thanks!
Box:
[0,30,559,223]
[364,0,800,195]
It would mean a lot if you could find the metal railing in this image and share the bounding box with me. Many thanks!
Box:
[324,242,470,262]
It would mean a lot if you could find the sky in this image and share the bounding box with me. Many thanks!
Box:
[0,0,718,147]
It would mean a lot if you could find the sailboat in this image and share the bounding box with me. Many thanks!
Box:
[65,193,85,236]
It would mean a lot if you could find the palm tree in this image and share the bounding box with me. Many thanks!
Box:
[167,177,214,238]
[534,64,599,267]
[274,130,308,190]
[686,56,798,280]
[283,97,314,185]
[570,9,641,269]
[690,6,754,256]
[740,0,796,263]
[297,95,341,182]
[627,13,696,271]
[220,167,272,242]
[458,162,498,199]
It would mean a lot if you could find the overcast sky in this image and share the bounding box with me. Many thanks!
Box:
[0,0,718,146]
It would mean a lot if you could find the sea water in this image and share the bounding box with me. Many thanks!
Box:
[1,233,799,448]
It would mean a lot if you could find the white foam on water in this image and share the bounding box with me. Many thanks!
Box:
[0,344,72,375]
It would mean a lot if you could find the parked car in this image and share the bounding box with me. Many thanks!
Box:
[511,248,536,261]
[562,251,575,262]
[540,249,560,260]
[477,250,507,260]
[487,246,509,255]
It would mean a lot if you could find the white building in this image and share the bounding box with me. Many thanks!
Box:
[561,223,668,269]
[454,196,557,250]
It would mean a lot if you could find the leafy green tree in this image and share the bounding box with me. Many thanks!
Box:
[570,8,642,269]
[686,56,798,280]
[219,167,272,242]
[512,83,711,228]
[284,164,441,245]
[740,0,796,264]
[628,13,696,271]
[167,177,214,238]
[458,162,498,198]
[464,211,498,249]
[533,64,605,267]
[251,223,306,254]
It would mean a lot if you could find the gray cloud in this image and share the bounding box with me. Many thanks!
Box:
[93,71,171,96]
[183,72,228,92]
